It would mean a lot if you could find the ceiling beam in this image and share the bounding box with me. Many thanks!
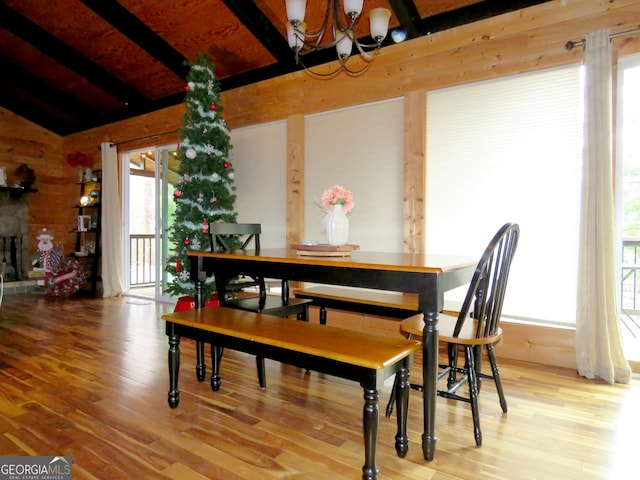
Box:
[0,88,74,135]
[79,0,189,79]
[0,2,148,111]
[0,56,97,120]
[388,0,421,40]
[420,0,551,34]
[221,0,294,64]
[220,63,300,92]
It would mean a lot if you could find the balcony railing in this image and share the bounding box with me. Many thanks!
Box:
[621,239,640,338]
[622,239,640,310]
[130,234,155,286]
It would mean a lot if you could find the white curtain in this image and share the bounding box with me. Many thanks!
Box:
[576,29,631,383]
[101,142,124,297]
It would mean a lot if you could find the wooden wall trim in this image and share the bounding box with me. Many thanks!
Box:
[308,306,580,370]
[496,321,576,370]
[286,114,305,245]
[403,91,426,254]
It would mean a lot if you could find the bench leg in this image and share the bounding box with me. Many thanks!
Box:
[168,334,180,408]
[210,345,222,391]
[394,364,410,458]
[195,340,206,381]
[362,388,380,480]
[319,306,327,325]
[297,304,309,321]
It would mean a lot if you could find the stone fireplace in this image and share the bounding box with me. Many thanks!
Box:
[0,192,31,281]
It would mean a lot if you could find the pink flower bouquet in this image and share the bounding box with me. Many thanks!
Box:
[321,185,354,213]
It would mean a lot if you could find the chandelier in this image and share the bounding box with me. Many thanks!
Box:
[285,0,392,76]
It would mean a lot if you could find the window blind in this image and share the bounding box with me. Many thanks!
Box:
[304,99,404,252]
[426,65,583,324]
[230,120,287,248]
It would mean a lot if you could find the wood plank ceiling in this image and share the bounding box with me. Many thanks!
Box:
[0,0,550,136]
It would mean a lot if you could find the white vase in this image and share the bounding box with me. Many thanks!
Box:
[326,204,349,246]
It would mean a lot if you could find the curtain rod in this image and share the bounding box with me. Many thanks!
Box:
[97,130,177,150]
[565,27,640,51]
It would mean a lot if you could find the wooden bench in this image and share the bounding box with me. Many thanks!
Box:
[162,306,420,480]
[294,286,420,324]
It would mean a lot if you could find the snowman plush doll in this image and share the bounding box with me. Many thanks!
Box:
[32,228,62,272]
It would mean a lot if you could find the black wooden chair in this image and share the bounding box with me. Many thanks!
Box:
[207,222,313,387]
[386,222,519,447]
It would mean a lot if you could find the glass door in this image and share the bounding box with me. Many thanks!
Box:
[617,55,640,362]
[157,145,179,301]
[122,145,178,302]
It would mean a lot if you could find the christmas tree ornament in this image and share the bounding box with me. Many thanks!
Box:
[186,148,196,159]
[173,189,183,198]
[211,103,217,111]
[176,259,181,273]
[210,197,217,204]
[183,238,190,246]
[197,193,204,202]
[223,161,230,168]
[202,221,209,233]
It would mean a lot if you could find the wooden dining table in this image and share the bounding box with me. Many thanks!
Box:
[188,248,476,461]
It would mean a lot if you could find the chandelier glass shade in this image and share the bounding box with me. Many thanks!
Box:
[285,0,391,76]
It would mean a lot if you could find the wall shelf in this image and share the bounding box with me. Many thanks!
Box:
[72,171,101,296]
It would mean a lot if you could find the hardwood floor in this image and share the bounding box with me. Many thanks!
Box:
[0,293,637,480]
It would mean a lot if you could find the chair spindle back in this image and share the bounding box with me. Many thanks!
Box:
[453,222,520,339]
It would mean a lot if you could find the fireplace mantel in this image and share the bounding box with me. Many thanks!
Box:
[0,190,32,280]
[0,186,38,199]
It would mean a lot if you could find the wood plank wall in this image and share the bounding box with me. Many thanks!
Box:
[1,0,639,370]
[0,108,69,250]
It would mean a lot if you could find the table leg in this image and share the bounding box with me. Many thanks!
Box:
[194,276,205,308]
[422,311,438,461]
[362,387,380,480]
[394,363,410,458]
[168,333,180,408]
[193,276,207,383]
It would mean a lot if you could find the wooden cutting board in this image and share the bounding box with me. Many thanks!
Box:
[290,243,360,256]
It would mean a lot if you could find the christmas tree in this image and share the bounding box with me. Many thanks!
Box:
[165,53,237,298]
